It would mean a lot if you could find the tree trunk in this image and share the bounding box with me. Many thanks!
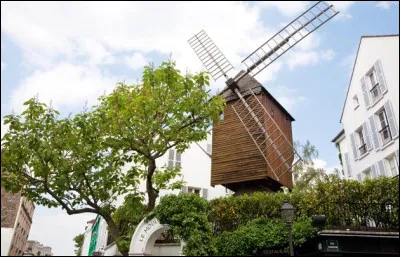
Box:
[146,158,158,211]
[102,214,129,256]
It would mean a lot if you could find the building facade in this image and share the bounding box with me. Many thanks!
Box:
[24,240,53,256]
[80,135,232,256]
[1,187,35,256]
[333,35,399,182]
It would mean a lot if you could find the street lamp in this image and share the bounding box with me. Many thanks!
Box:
[281,202,295,256]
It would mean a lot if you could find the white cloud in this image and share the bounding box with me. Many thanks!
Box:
[269,85,306,112]
[313,158,342,176]
[10,63,118,114]
[28,207,95,256]
[258,1,311,17]
[376,1,399,9]
[328,1,355,20]
[125,52,148,70]
[287,49,336,70]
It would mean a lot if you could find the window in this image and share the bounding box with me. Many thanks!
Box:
[353,95,359,109]
[187,187,200,195]
[167,149,182,168]
[377,109,391,146]
[368,70,382,103]
[356,128,367,156]
[207,144,212,154]
[363,168,372,180]
[387,155,398,176]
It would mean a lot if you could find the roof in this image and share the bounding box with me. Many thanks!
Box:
[339,34,399,123]
[331,129,345,143]
[219,70,295,121]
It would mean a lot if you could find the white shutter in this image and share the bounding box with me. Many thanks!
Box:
[202,188,208,200]
[362,122,372,150]
[396,150,399,168]
[350,133,358,160]
[368,116,380,149]
[384,100,398,139]
[374,59,387,94]
[344,152,352,177]
[181,186,188,193]
[357,173,362,182]
[168,149,175,168]
[175,151,181,167]
[371,164,378,178]
[360,76,370,108]
[378,160,386,176]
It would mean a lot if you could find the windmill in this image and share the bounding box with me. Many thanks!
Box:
[188,1,339,194]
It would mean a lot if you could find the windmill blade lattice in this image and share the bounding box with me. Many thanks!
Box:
[188,30,234,81]
[242,1,339,78]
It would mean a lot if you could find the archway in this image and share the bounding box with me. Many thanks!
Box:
[129,218,183,256]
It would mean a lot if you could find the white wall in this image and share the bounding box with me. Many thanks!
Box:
[151,244,181,256]
[81,228,92,256]
[1,227,13,256]
[340,35,399,180]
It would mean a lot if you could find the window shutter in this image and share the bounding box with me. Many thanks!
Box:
[362,122,372,150]
[374,59,387,94]
[371,164,378,178]
[344,152,352,177]
[175,151,181,167]
[168,149,175,168]
[396,150,399,168]
[202,188,208,200]
[384,100,398,139]
[360,76,370,108]
[357,173,362,182]
[181,186,188,193]
[368,116,380,149]
[378,160,386,176]
[350,133,358,160]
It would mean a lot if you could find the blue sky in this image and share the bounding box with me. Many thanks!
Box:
[1,1,399,255]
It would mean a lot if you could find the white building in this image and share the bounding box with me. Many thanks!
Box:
[332,34,399,182]
[81,134,231,256]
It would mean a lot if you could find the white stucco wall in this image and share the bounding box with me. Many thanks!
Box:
[81,228,92,256]
[1,227,13,256]
[340,35,399,180]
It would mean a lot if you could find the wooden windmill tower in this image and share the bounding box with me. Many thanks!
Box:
[188,1,339,194]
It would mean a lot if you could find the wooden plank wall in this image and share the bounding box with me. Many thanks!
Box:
[211,94,268,186]
[211,90,295,189]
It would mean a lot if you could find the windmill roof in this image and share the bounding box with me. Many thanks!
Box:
[219,70,295,121]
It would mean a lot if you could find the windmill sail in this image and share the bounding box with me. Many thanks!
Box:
[188,30,234,81]
[187,1,338,187]
[241,1,339,78]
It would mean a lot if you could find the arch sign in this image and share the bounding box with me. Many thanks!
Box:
[129,218,183,256]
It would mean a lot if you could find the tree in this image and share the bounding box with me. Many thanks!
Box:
[292,140,327,191]
[94,60,225,210]
[1,98,140,256]
[73,233,84,256]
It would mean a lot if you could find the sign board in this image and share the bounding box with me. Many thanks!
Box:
[326,240,339,252]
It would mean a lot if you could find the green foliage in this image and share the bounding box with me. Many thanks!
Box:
[73,233,84,256]
[1,97,135,210]
[215,217,315,256]
[292,140,327,190]
[112,193,147,253]
[149,193,216,256]
[94,60,225,209]
[335,142,344,177]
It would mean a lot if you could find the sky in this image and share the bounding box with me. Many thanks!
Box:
[1,1,399,256]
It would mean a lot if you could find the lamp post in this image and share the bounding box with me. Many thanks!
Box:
[281,202,295,256]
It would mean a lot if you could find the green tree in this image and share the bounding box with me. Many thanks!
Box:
[73,233,84,256]
[94,60,225,210]
[1,98,139,256]
[292,140,327,191]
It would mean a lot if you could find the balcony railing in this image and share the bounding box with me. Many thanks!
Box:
[359,144,367,156]
[379,125,392,145]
